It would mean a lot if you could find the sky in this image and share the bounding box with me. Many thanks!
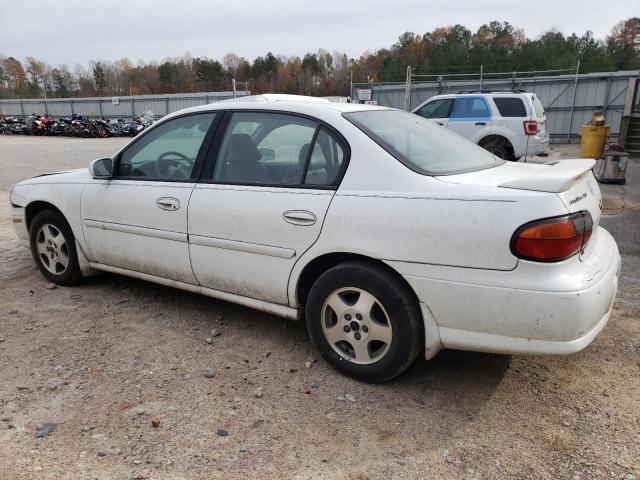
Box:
[0,0,638,66]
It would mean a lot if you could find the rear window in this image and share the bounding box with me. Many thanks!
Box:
[344,110,502,176]
[531,95,545,118]
[493,97,527,117]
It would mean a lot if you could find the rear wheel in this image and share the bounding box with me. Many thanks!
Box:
[485,144,509,160]
[305,261,423,382]
[29,210,84,286]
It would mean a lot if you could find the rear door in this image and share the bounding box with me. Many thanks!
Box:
[413,98,453,127]
[188,111,348,305]
[447,96,492,142]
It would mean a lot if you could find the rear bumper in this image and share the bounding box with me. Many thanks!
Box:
[527,133,550,156]
[397,227,620,357]
[437,287,615,355]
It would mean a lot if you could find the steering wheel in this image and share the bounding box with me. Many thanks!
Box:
[156,151,191,179]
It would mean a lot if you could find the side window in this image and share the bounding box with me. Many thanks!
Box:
[213,112,322,186]
[304,127,345,186]
[117,113,216,180]
[493,98,527,117]
[451,97,491,119]
[415,99,452,119]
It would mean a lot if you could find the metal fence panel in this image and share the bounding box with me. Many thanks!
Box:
[354,70,639,143]
[0,90,250,120]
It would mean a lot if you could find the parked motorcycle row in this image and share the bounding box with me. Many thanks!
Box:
[0,112,157,138]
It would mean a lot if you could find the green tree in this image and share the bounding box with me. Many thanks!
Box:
[51,68,70,97]
[92,62,107,95]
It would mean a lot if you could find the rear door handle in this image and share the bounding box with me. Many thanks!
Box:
[436,122,444,126]
[283,210,316,226]
[475,122,487,126]
[156,197,180,211]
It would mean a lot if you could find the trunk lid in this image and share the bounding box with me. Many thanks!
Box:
[437,159,602,227]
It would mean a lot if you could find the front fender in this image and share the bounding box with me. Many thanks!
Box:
[11,182,89,255]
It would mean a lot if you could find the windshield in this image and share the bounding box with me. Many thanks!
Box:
[344,110,503,175]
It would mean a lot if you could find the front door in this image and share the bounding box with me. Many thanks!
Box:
[413,98,453,127]
[188,111,347,304]
[81,112,218,284]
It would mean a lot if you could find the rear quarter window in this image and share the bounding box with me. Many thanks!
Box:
[493,97,527,117]
[531,95,545,118]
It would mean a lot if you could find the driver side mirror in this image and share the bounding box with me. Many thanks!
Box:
[90,157,114,178]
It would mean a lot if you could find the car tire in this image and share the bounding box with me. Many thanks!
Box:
[29,209,84,286]
[484,144,510,160]
[305,261,423,382]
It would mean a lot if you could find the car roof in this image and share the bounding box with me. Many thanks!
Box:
[428,92,531,99]
[162,94,391,121]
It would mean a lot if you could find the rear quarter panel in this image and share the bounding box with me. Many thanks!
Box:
[287,140,570,305]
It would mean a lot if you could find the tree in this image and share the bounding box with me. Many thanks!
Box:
[0,17,637,99]
[158,61,177,93]
[92,62,107,95]
[51,68,70,97]
[2,57,27,95]
[222,52,241,77]
[193,57,223,91]
[607,17,640,70]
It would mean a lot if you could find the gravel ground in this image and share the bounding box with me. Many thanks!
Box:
[0,136,638,480]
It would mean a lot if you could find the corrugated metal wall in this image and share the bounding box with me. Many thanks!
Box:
[354,70,638,143]
[0,91,250,119]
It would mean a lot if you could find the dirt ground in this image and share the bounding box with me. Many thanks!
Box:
[0,137,638,480]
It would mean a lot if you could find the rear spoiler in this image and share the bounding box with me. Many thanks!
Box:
[499,159,596,193]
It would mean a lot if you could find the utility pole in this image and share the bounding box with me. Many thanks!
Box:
[567,60,581,143]
[349,70,353,100]
[404,66,412,111]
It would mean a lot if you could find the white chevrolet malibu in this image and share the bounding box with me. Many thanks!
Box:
[10,94,620,382]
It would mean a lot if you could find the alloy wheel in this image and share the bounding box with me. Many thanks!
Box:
[35,223,69,275]
[321,287,393,365]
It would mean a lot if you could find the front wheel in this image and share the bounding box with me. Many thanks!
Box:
[305,261,423,382]
[29,209,84,286]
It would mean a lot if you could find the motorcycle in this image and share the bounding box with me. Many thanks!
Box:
[93,116,124,137]
[2,116,28,134]
[26,114,54,135]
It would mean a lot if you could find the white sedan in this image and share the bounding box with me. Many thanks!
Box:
[10,94,620,382]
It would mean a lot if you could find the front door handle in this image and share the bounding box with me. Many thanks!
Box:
[436,122,444,126]
[156,197,180,211]
[283,210,317,226]
[475,122,487,126]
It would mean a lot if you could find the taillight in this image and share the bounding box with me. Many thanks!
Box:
[511,212,593,262]
[523,120,538,135]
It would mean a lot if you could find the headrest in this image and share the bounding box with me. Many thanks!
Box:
[226,133,260,164]
[298,143,310,164]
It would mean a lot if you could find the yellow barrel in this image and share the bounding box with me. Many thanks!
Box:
[579,125,610,158]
